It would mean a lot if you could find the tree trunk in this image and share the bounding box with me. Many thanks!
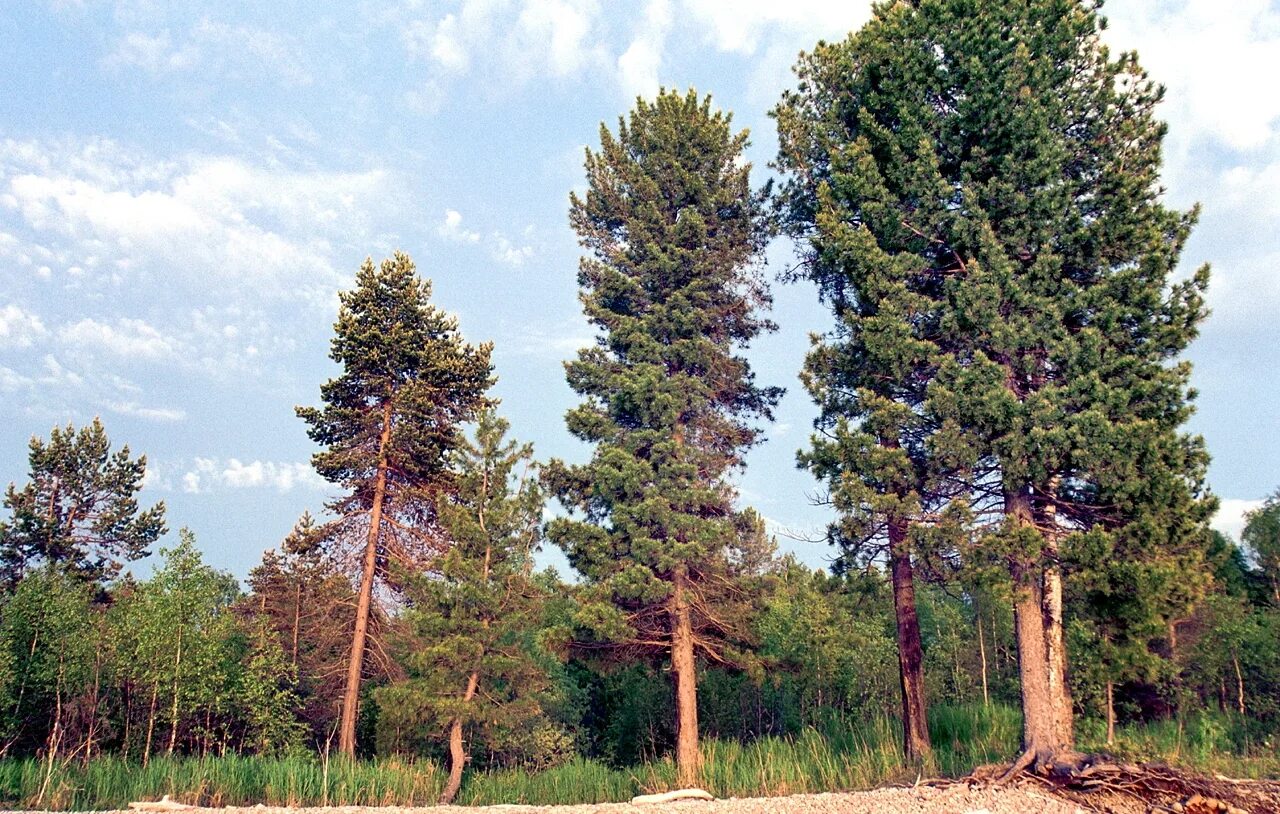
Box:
[1105,680,1115,746]
[977,603,990,708]
[143,684,158,768]
[168,624,183,755]
[888,516,932,763]
[671,565,700,788]
[1006,487,1074,770]
[440,671,481,804]
[1232,652,1246,716]
[338,400,394,757]
[1037,481,1073,743]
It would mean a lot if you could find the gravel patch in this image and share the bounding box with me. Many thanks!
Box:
[15,787,1086,814]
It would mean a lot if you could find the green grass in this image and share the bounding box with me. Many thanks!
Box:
[2,705,1274,810]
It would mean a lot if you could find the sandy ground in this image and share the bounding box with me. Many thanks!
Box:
[21,787,1087,814]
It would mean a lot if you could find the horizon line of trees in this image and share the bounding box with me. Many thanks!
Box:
[2,0,1279,801]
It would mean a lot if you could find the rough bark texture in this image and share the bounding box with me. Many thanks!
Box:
[1006,489,1073,768]
[671,567,700,789]
[1105,681,1115,746]
[338,401,393,756]
[888,517,932,763]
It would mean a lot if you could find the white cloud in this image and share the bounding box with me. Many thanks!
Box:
[0,137,390,304]
[438,209,481,243]
[0,304,47,348]
[402,0,607,100]
[1104,0,1280,153]
[492,232,534,266]
[59,317,180,359]
[181,457,326,494]
[617,0,670,99]
[104,19,312,87]
[1212,498,1266,543]
[104,400,186,422]
[679,0,872,55]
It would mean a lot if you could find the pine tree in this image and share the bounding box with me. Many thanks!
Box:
[376,408,552,803]
[546,89,780,787]
[297,251,493,756]
[0,418,165,588]
[244,514,360,747]
[775,0,1210,771]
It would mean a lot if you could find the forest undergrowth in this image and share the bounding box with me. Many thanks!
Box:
[2,705,1275,810]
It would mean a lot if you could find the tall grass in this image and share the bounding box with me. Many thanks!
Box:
[1,705,1273,810]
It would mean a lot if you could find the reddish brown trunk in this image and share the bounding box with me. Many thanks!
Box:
[1007,487,1073,768]
[1232,652,1246,716]
[888,517,931,763]
[671,566,700,788]
[440,671,481,804]
[338,400,394,757]
[1037,484,1073,742]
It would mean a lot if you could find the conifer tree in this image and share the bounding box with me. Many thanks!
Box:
[245,513,359,746]
[377,408,551,803]
[775,0,1210,771]
[1243,492,1280,605]
[546,89,779,787]
[297,252,493,756]
[0,418,165,588]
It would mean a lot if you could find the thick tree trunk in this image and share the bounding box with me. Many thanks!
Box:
[1105,681,1115,746]
[888,517,932,763]
[440,671,481,804]
[1006,487,1074,770]
[338,401,394,757]
[671,566,700,788]
[1037,485,1073,743]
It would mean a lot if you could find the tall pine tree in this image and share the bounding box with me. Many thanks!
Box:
[297,252,493,755]
[775,0,1210,771]
[546,89,780,787]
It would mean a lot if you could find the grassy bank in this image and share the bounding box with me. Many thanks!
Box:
[2,705,1274,810]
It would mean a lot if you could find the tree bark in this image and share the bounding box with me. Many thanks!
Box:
[1006,487,1074,770]
[671,565,700,788]
[338,400,394,757]
[977,603,990,708]
[440,670,481,804]
[888,516,932,763]
[1037,484,1073,743]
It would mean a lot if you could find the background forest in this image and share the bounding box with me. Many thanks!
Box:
[1,0,1279,810]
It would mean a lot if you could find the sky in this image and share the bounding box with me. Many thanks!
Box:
[1,0,1279,581]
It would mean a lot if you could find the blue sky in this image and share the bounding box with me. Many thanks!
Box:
[1,0,1278,580]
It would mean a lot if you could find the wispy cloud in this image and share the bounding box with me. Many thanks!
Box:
[104,19,313,87]
[181,457,326,494]
[0,304,47,348]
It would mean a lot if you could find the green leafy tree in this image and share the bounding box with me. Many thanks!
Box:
[0,567,100,758]
[297,251,494,756]
[114,531,239,762]
[376,409,555,802]
[1242,492,1280,605]
[237,618,306,756]
[546,89,780,786]
[775,0,1210,770]
[0,418,165,588]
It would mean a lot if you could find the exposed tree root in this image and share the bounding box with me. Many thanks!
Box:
[969,760,1280,814]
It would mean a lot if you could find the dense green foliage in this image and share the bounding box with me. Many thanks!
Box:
[0,1,1277,807]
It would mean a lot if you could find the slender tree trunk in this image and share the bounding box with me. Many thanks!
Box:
[338,400,394,757]
[292,583,302,669]
[1105,680,1115,746]
[167,624,183,756]
[1006,487,1074,771]
[143,684,158,768]
[671,565,700,788]
[440,671,481,804]
[1232,652,1246,715]
[977,603,990,708]
[888,516,932,762]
